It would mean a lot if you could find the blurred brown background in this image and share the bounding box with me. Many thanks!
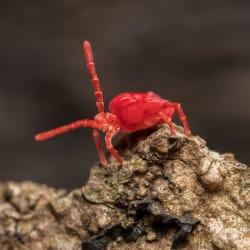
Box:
[0,0,249,189]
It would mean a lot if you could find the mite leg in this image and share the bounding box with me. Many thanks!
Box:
[160,110,176,135]
[105,130,122,164]
[92,129,107,165]
[83,41,104,113]
[171,103,191,136]
[35,119,96,141]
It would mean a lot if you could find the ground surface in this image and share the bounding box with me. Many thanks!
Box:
[0,125,249,249]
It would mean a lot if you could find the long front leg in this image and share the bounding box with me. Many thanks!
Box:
[105,130,122,164]
[83,41,104,113]
[92,129,107,165]
[35,119,96,141]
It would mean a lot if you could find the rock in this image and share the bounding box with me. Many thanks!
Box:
[0,125,249,249]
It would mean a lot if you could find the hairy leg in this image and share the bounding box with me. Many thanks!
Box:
[160,110,176,134]
[92,129,107,165]
[35,119,96,141]
[83,41,104,113]
[105,130,122,164]
[171,103,191,135]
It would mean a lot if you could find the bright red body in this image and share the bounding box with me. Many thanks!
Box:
[35,41,191,165]
[109,92,167,132]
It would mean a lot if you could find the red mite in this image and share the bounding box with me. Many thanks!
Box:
[35,41,191,165]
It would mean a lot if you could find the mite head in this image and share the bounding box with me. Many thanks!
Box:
[94,112,120,132]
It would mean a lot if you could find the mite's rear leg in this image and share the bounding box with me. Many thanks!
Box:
[105,130,122,164]
[171,103,191,136]
[160,109,176,135]
[93,129,107,165]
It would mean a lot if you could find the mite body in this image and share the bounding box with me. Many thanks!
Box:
[35,41,191,165]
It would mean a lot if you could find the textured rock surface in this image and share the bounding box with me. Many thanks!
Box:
[0,125,249,249]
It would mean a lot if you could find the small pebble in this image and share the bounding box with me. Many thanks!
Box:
[151,191,158,198]
[29,230,39,240]
[97,215,111,229]
[116,236,123,242]
[146,231,156,242]
[138,186,147,197]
